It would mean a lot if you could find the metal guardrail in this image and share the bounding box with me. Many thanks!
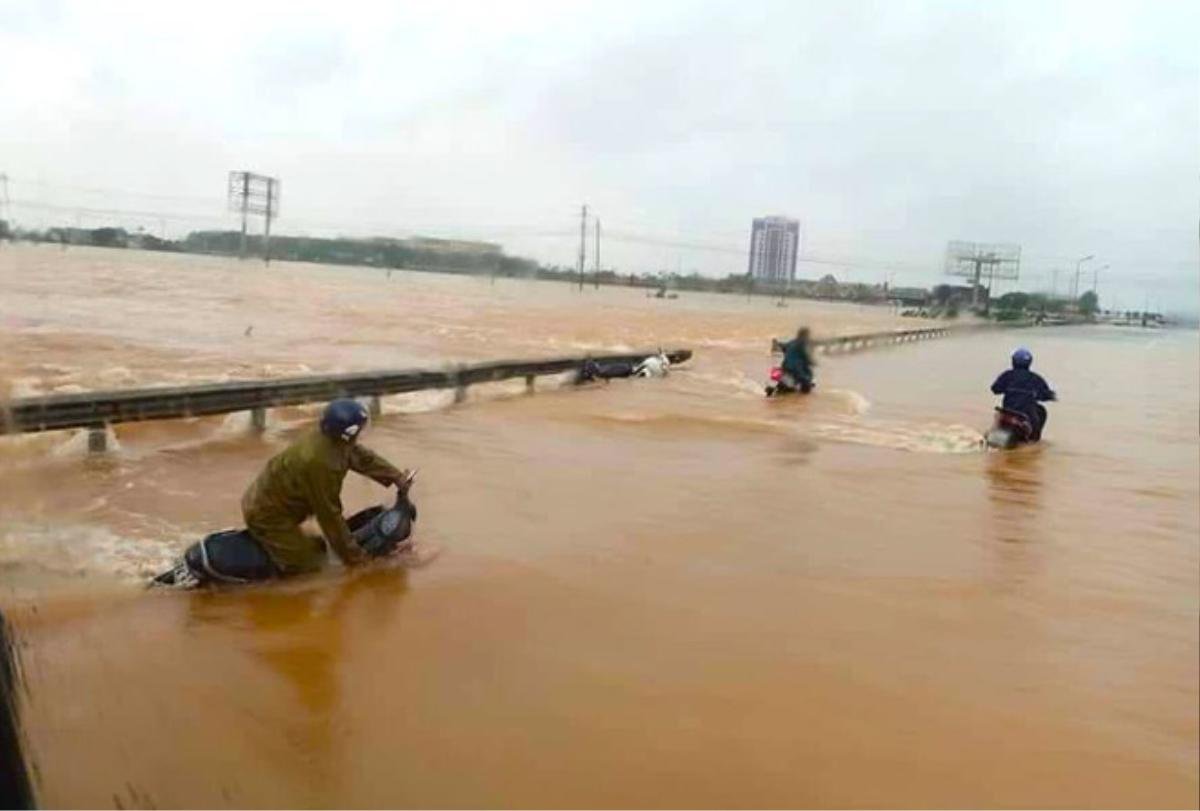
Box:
[812,326,951,353]
[0,350,693,441]
[0,324,982,449]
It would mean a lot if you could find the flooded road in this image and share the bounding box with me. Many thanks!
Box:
[1,245,1197,808]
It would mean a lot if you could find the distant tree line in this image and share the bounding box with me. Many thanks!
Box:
[5,225,546,278]
[12,221,1077,315]
[991,290,1099,321]
[180,231,545,278]
[5,221,917,302]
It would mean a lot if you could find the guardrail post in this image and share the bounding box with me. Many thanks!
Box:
[87,424,107,453]
[369,396,382,418]
[525,374,535,393]
[250,407,267,432]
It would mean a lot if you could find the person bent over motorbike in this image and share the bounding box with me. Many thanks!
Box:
[772,327,816,392]
[240,399,412,574]
[990,348,1056,441]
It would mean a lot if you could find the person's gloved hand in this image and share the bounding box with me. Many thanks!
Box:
[390,469,416,494]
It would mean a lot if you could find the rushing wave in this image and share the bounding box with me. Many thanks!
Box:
[0,521,180,583]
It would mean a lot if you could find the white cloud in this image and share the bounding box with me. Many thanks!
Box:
[1,0,1196,311]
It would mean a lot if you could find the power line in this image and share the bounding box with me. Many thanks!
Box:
[594,217,601,290]
[6,181,1197,287]
[9,198,229,225]
[577,204,587,291]
[5,176,220,206]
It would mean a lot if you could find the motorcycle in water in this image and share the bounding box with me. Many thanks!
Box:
[764,366,814,397]
[984,406,1044,450]
[576,352,671,384]
[151,475,419,589]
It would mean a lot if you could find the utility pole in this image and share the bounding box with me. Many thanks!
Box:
[239,172,250,259]
[0,172,9,245]
[1073,254,1094,300]
[0,172,9,228]
[578,204,587,291]
[263,177,275,265]
[1050,268,1059,297]
[228,171,279,263]
[593,218,601,289]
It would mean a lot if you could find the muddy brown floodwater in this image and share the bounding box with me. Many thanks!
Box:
[1,245,1197,808]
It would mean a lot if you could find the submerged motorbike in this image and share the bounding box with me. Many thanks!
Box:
[151,482,418,589]
[764,366,814,397]
[577,352,671,383]
[984,406,1045,450]
[577,359,635,382]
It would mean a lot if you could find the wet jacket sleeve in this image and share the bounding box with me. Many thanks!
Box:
[308,471,366,565]
[990,370,1011,394]
[1033,373,1056,401]
[348,444,404,486]
[801,345,816,369]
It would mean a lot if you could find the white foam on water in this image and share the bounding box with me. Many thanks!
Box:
[804,418,984,454]
[0,521,181,583]
[729,375,768,397]
[9,376,43,398]
[471,378,536,402]
[216,411,257,435]
[682,370,763,398]
[383,390,457,414]
[51,426,122,457]
[97,366,138,386]
[31,362,77,375]
[539,371,582,390]
[259,362,315,378]
[697,338,758,350]
[824,388,872,415]
[561,341,636,354]
[0,431,70,466]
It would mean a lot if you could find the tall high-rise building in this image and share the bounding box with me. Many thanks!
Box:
[748,216,800,284]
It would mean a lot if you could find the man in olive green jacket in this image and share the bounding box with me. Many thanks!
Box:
[241,399,410,574]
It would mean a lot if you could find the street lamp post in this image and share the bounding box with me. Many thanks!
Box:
[1073,254,1094,300]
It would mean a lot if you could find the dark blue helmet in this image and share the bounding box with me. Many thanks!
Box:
[320,398,369,442]
[1012,347,1033,369]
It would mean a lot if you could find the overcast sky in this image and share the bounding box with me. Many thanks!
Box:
[2,0,1197,312]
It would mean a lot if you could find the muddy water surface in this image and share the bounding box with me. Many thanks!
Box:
[1,246,1197,808]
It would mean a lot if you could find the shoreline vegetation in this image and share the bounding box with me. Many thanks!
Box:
[0,221,1175,326]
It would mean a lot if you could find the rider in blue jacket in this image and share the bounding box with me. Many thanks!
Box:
[991,348,1056,440]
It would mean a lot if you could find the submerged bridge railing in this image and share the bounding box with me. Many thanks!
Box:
[0,323,994,452]
[0,349,694,450]
[811,325,952,354]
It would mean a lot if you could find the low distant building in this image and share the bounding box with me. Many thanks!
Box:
[933,284,987,307]
[407,237,500,255]
[816,273,839,298]
[748,216,800,284]
[889,287,929,307]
